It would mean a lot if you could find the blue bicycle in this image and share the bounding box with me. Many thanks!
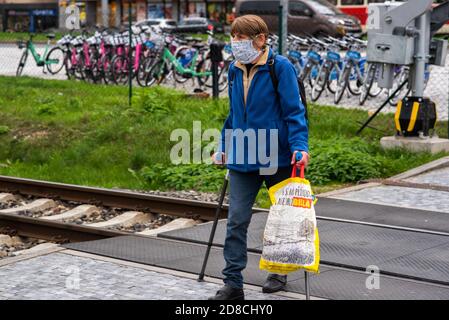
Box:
[334,36,367,104]
[287,34,309,77]
[299,37,325,87]
[310,37,347,102]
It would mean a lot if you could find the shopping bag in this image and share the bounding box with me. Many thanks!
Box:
[259,165,320,274]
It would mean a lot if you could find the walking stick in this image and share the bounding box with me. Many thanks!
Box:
[304,271,310,300]
[198,169,229,282]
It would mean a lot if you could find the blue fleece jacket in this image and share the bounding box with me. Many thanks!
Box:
[218,48,308,172]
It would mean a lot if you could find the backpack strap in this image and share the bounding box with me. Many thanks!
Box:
[268,54,308,123]
[268,55,278,94]
[228,61,236,91]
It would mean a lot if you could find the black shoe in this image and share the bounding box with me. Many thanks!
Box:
[262,274,287,293]
[208,285,245,300]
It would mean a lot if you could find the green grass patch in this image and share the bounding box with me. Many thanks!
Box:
[0,75,447,208]
[0,31,66,43]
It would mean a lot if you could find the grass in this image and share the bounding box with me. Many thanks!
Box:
[0,31,65,43]
[0,75,447,208]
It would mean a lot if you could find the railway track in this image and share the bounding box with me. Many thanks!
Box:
[0,175,234,258]
[1,174,449,295]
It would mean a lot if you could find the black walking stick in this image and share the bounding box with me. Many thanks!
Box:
[198,169,229,282]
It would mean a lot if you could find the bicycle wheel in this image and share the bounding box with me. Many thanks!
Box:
[299,63,310,82]
[74,51,86,80]
[136,56,154,87]
[311,64,328,102]
[388,67,410,106]
[326,64,340,94]
[359,63,376,105]
[100,54,113,84]
[46,46,65,74]
[145,60,165,87]
[90,58,103,84]
[196,59,229,92]
[64,50,74,79]
[111,55,130,85]
[16,49,28,77]
[348,66,363,96]
[367,63,382,98]
[79,53,94,83]
[334,67,350,104]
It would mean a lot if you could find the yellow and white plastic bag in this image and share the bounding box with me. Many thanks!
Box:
[259,165,320,274]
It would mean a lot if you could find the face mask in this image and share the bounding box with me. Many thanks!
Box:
[231,38,261,64]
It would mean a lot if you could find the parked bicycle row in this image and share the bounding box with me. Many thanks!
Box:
[270,34,431,107]
[15,28,431,106]
[15,26,232,92]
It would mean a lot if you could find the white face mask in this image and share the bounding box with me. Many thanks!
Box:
[231,38,261,64]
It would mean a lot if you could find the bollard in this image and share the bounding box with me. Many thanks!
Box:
[209,41,224,99]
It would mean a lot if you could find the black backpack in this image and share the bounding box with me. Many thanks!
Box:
[268,54,309,125]
[228,55,309,125]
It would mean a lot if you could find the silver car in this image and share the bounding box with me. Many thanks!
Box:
[134,19,178,32]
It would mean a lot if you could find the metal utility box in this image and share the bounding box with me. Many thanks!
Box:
[367,34,415,65]
[429,38,448,67]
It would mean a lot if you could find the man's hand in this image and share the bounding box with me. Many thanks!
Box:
[211,152,226,166]
[291,151,309,168]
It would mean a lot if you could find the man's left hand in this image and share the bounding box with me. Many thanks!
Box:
[291,151,309,168]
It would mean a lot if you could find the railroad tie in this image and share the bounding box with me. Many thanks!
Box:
[85,211,153,229]
[0,234,23,246]
[0,193,16,204]
[40,205,100,222]
[0,199,56,214]
[138,218,200,236]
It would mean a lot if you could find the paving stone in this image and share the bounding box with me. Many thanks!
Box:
[332,185,449,213]
[0,252,294,300]
[405,166,449,187]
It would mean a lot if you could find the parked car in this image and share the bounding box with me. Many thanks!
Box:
[235,0,362,38]
[174,17,225,34]
[134,18,178,32]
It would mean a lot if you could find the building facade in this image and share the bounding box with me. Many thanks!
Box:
[0,0,58,32]
[0,0,235,31]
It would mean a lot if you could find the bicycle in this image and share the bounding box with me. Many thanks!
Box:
[358,62,383,106]
[144,33,212,87]
[334,36,367,104]
[16,33,65,77]
[299,37,324,88]
[310,37,345,102]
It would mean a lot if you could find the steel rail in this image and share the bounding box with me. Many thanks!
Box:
[0,211,127,243]
[2,175,449,237]
[0,175,229,221]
